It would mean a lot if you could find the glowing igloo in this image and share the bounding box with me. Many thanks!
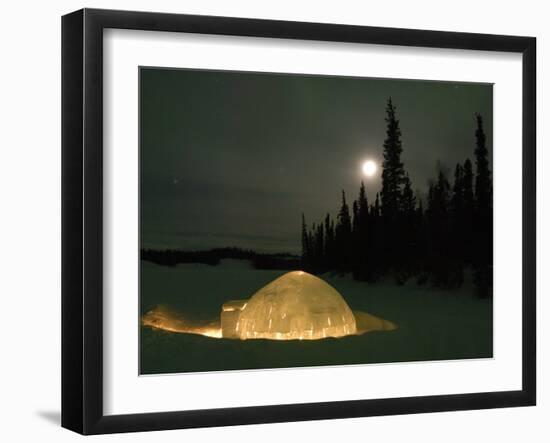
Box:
[221,271,357,340]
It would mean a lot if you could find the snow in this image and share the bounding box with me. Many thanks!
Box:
[140,259,492,374]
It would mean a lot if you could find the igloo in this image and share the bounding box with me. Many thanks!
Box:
[221,271,357,340]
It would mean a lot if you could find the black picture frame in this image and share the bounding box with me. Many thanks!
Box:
[62,8,536,435]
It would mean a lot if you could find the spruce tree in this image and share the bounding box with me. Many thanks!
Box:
[473,114,493,297]
[352,200,360,236]
[415,196,429,283]
[368,193,382,280]
[309,223,316,267]
[324,213,334,269]
[381,97,405,221]
[315,223,324,271]
[351,199,361,276]
[401,173,416,217]
[474,114,492,211]
[373,193,381,218]
[450,163,465,286]
[451,164,464,218]
[330,218,335,258]
[462,158,475,265]
[357,182,369,225]
[398,173,417,283]
[427,169,452,287]
[335,190,353,269]
[301,214,310,268]
[417,197,424,218]
[380,97,406,274]
[352,182,371,280]
[463,159,474,212]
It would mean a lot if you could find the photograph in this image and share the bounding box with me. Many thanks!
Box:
[139,67,493,375]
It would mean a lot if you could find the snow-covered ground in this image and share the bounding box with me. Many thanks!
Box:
[140,259,492,374]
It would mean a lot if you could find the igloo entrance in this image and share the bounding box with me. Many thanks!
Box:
[221,271,357,340]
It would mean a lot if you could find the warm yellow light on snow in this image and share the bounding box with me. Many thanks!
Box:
[142,305,223,338]
[142,272,397,340]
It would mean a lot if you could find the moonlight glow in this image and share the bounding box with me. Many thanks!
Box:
[362,160,377,177]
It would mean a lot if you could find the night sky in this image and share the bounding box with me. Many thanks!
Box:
[140,68,492,254]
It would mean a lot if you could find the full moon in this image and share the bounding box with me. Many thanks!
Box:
[362,160,377,177]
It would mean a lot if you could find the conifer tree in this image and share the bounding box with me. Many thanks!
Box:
[373,193,381,217]
[350,199,361,276]
[352,200,360,236]
[415,196,429,283]
[427,169,452,287]
[401,173,416,217]
[324,213,334,269]
[380,97,406,274]
[463,159,474,213]
[461,158,475,265]
[451,164,464,218]
[297,111,492,290]
[450,163,465,286]
[315,223,324,271]
[473,114,493,297]
[357,182,369,226]
[399,173,417,281]
[352,182,371,280]
[309,222,316,266]
[335,190,353,269]
[474,114,492,211]
[381,97,405,221]
[367,193,382,280]
[301,214,310,268]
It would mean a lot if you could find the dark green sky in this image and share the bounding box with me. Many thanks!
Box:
[140,68,492,254]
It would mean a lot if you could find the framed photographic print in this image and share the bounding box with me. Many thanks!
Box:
[62,8,536,435]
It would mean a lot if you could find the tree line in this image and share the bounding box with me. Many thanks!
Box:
[301,98,493,297]
[141,247,300,270]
